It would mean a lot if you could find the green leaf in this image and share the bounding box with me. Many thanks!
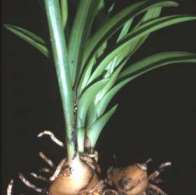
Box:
[5,24,49,57]
[96,61,126,104]
[44,0,75,159]
[60,0,68,28]
[78,57,96,95]
[110,8,162,83]
[88,104,118,148]
[77,79,108,128]
[88,51,196,130]
[78,2,176,92]
[81,0,178,67]
[89,15,196,83]
[96,78,131,115]
[117,19,133,42]
[79,7,162,93]
[101,51,196,112]
[120,51,196,79]
[68,0,101,85]
[123,6,162,55]
[87,63,125,126]
[78,42,107,95]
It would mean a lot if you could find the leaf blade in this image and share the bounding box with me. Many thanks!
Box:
[88,104,118,148]
[120,51,196,79]
[77,79,108,128]
[68,0,101,84]
[82,0,178,67]
[60,0,68,28]
[5,24,49,57]
[93,52,196,125]
[89,15,196,83]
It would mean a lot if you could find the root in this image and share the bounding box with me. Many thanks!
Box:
[49,158,66,181]
[38,167,51,174]
[18,173,43,193]
[37,130,64,147]
[7,179,14,195]
[39,152,54,168]
[148,184,167,195]
[149,162,171,182]
[30,172,49,182]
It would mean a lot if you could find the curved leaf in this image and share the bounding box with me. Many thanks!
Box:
[60,0,68,28]
[77,79,108,128]
[79,7,162,93]
[90,51,196,127]
[78,57,96,95]
[87,63,125,126]
[117,18,133,42]
[81,0,178,67]
[5,24,49,57]
[120,52,196,78]
[44,0,75,158]
[111,7,162,75]
[88,104,118,148]
[89,15,196,83]
[124,7,162,55]
[68,0,101,84]
[94,78,131,119]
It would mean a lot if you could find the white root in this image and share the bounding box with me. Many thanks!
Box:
[38,167,51,173]
[159,162,172,169]
[149,161,172,181]
[7,179,14,195]
[37,130,64,147]
[39,152,54,168]
[148,184,167,195]
[30,172,49,182]
[50,158,66,181]
[18,173,43,193]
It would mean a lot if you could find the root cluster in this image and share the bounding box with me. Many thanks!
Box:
[7,131,170,195]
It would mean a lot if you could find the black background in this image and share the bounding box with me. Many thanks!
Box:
[1,0,196,194]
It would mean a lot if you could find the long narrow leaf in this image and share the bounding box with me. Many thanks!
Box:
[60,0,68,28]
[97,78,131,115]
[117,19,133,42]
[95,51,196,121]
[79,7,162,94]
[44,0,75,159]
[123,7,162,55]
[77,79,108,128]
[78,57,96,95]
[88,105,118,148]
[106,7,162,79]
[5,24,49,57]
[120,52,196,78]
[87,63,125,126]
[89,15,196,83]
[68,0,100,85]
[82,0,178,67]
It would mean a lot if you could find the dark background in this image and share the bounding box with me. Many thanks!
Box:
[1,0,196,194]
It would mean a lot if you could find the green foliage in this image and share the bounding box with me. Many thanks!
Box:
[60,0,68,28]
[5,24,49,57]
[6,0,196,155]
[68,0,101,84]
[44,0,75,159]
[88,104,118,148]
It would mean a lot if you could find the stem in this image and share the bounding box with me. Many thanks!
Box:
[44,0,75,160]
